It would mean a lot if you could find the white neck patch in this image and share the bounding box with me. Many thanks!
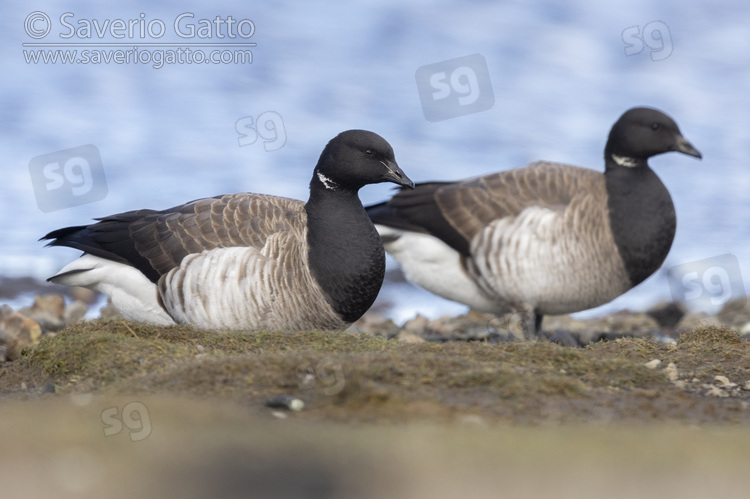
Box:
[611,154,639,168]
[317,171,339,190]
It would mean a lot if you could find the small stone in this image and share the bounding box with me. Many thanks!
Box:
[652,335,677,346]
[663,362,679,381]
[639,389,660,398]
[20,294,66,331]
[394,331,426,344]
[403,314,429,334]
[265,395,304,412]
[2,311,43,361]
[195,344,206,354]
[460,414,487,426]
[672,380,688,390]
[743,381,750,391]
[70,286,99,304]
[705,386,729,398]
[33,294,65,317]
[645,359,662,369]
[0,304,14,322]
[63,300,88,325]
[714,375,736,388]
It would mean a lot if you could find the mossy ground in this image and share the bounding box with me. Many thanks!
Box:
[3,320,750,498]
[2,319,749,424]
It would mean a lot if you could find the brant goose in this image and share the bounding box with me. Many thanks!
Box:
[366,107,701,339]
[43,130,414,331]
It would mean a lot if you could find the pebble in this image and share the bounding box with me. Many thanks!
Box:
[704,385,729,398]
[664,362,679,382]
[672,380,688,390]
[265,395,305,412]
[19,294,66,331]
[63,300,88,324]
[1,310,44,361]
[355,307,692,346]
[717,297,750,330]
[394,331,426,344]
[459,414,487,426]
[402,315,430,334]
[644,359,662,369]
[714,375,736,388]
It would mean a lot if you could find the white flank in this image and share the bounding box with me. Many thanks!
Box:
[159,242,342,331]
[374,225,500,313]
[49,254,175,325]
[471,206,628,314]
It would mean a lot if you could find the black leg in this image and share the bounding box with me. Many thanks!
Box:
[534,313,543,339]
[519,307,543,340]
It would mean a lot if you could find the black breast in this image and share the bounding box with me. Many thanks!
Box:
[606,166,676,286]
[305,190,386,324]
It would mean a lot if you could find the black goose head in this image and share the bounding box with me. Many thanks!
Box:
[604,107,702,170]
[312,130,414,192]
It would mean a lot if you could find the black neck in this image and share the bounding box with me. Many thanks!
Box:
[604,155,676,286]
[305,174,385,323]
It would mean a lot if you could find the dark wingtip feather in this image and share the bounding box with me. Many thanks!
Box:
[366,182,472,256]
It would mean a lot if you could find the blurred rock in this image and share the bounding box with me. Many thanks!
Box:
[63,300,88,324]
[403,315,429,334]
[350,313,399,338]
[714,375,736,389]
[646,302,686,330]
[678,312,721,331]
[548,330,583,347]
[644,359,662,369]
[70,286,100,305]
[664,363,678,382]
[717,297,750,329]
[99,298,126,320]
[0,304,14,324]
[2,310,44,361]
[705,385,729,398]
[19,294,66,331]
[393,330,426,344]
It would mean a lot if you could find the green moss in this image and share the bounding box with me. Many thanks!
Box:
[678,325,742,346]
[2,319,749,423]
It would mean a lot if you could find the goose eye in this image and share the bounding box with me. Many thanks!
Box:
[365,149,374,155]
[651,123,661,131]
